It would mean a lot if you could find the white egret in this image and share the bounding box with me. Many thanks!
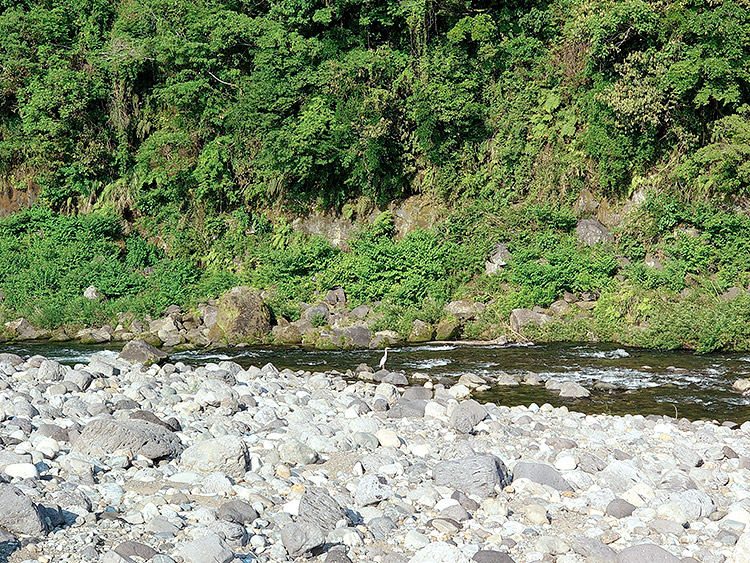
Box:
[379,347,390,370]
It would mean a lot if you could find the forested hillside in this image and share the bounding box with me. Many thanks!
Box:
[1,0,750,351]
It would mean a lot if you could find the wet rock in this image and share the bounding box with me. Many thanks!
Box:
[118,339,167,365]
[208,286,271,344]
[557,381,590,398]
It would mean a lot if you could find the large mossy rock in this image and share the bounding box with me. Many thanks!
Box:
[209,286,271,344]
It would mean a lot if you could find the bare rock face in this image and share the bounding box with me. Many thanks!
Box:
[509,308,551,333]
[576,219,614,247]
[83,285,102,300]
[4,318,49,340]
[485,243,512,275]
[408,319,434,343]
[73,419,183,461]
[209,286,271,344]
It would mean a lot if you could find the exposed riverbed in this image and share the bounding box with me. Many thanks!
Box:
[3,341,750,423]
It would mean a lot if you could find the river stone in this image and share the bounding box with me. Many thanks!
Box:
[513,461,574,492]
[73,419,182,461]
[615,543,681,562]
[218,500,258,524]
[654,490,716,522]
[433,455,511,498]
[599,460,641,493]
[279,438,319,465]
[449,399,487,433]
[209,286,271,344]
[180,435,249,478]
[472,550,516,563]
[298,486,348,533]
[402,387,432,401]
[387,399,427,418]
[557,381,590,398]
[409,542,471,563]
[114,541,157,560]
[0,484,46,536]
[281,522,325,557]
[178,533,235,563]
[118,339,167,366]
[37,359,65,381]
[356,474,393,506]
[733,531,750,561]
[571,537,617,561]
[606,498,636,518]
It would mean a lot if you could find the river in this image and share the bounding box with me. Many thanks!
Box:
[3,341,750,423]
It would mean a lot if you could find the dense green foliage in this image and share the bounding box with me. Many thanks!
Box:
[1,0,749,209]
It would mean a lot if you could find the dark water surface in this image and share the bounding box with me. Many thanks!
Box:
[4,341,750,423]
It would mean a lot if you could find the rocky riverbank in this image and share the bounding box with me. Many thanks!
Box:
[1,351,750,563]
[0,282,596,351]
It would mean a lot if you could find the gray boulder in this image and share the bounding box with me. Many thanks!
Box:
[512,461,573,492]
[558,381,590,398]
[37,359,66,381]
[279,439,319,465]
[281,522,325,557]
[433,455,511,498]
[0,484,47,536]
[180,436,249,478]
[298,486,349,533]
[449,400,487,433]
[118,339,167,365]
[73,419,182,461]
[178,533,235,563]
[616,544,681,562]
[218,500,258,525]
[571,537,617,561]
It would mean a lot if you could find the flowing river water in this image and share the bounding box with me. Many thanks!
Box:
[3,341,750,423]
